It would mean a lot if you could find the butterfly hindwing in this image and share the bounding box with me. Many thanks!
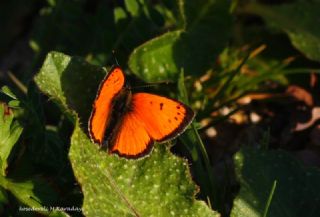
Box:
[110,112,152,158]
[88,66,125,144]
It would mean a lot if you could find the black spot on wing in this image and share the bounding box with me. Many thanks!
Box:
[155,102,195,143]
[160,103,164,110]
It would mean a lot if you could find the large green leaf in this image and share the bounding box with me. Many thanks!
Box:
[129,30,183,82]
[0,103,23,176]
[128,0,232,81]
[231,148,320,217]
[35,51,106,123]
[243,0,320,62]
[34,51,219,216]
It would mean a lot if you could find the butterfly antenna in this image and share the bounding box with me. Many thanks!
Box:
[112,50,120,66]
[130,80,174,90]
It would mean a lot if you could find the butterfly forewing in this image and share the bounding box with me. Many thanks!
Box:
[88,67,125,144]
[131,93,195,142]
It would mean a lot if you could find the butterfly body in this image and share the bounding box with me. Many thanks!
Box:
[101,91,129,150]
[88,66,194,158]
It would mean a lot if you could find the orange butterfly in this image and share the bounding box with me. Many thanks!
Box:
[88,66,195,158]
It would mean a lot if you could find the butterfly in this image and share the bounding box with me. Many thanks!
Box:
[88,66,195,158]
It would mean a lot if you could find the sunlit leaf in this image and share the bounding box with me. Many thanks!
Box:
[0,104,23,176]
[129,30,183,81]
[125,0,139,17]
[1,86,17,100]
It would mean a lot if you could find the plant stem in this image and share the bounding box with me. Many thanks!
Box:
[263,180,277,217]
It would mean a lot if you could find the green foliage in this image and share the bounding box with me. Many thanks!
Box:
[177,70,219,210]
[243,0,320,62]
[0,175,66,216]
[30,0,173,68]
[1,0,320,216]
[34,52,106,123]
[0,102,22,176]
[0,87,71,216]
[231,148,320,217]
[0,187,8,213]
[129,0,232,81]
[35,51,219,216]
[125,0,139,17]
[0,0,39,57]
[129,30,183,81]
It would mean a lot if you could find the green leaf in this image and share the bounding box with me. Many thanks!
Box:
[243,1,320,62]
[71,123,218,216]
[129,0,232,81]
[114,7,127,23]
[34,51,219,217]
[0,104,23,176]
[8,100,20,108]
[129,30,183,82]
[125,0,139,17]
[231,148,320,217]
[1,86,17,99]
[0,175,69,216]
[34,51,106,122]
